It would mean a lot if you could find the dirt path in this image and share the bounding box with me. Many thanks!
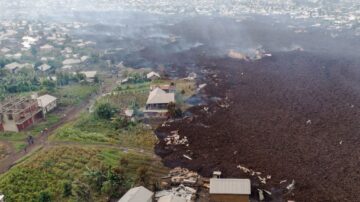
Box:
[0,93,95,174]
[0,77,145,175]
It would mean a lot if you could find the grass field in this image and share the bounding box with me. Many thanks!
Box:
[50,114,157,150]
[0,146,167,202]
[54,84,98,106]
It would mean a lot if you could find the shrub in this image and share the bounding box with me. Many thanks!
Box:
[95,103,117,120]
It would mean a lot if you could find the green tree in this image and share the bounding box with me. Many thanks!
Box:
[95,103,116,120]
[38,191,51,202]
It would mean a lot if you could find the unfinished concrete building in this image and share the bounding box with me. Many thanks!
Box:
[0,97,43,132]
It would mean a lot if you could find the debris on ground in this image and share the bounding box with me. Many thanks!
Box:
[287,179,296,191]
[183,154,192,160]
[155,184,196,201]
[165,130,189,146]
[169,167,199,186]
[237,165,271,184]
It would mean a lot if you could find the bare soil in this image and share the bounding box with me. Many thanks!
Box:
[155,51,360,202]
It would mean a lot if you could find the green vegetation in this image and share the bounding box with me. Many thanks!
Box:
[52,114,156,150]
[95,103,117,120]
[54,84,98,106]
[0,68,41,99]
[0,146,167,202]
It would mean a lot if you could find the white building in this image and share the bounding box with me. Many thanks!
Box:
[37,94,57,114]
[118,186,153,202]
[147,71,161,80]
[0,194,4,202]
[37,64,52,72]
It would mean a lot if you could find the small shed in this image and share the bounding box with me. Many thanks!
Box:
[118,186,153,202]
[80,71,97,82]
[210,178,251,202]
[37,64,52,72]
[37,94,57,114]
[147,71,161,80]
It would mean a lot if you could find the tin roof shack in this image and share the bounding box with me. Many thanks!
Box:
[210,179,251,202]
[0,97,44,132]
[144,88,175,117]
[118,186,153,202]
[37,94,57,115]
[80,71,97,82]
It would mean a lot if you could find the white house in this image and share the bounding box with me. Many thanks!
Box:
[0,194,4,202]
[147,71,161,80]
[118,186,153,202]
[37,64,52,72]
[37,94,57,114]
[80,71,97,82]
[40,44,54,50]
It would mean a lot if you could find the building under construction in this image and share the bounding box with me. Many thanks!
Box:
[0,96,44,132]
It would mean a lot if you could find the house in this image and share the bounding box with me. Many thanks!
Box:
[145,87,175,116]
[0,194,4,202]
[150,84,176,93]
[147,71,161,80]
[0,97,43,132]
[118,186,153,202]
[63,58,81,65]
[37,64,52,72]
[40,44,54,50]
[37,94,57,115]
[209,179,251,202]
[80,71,97,82]
[4,62,33,73]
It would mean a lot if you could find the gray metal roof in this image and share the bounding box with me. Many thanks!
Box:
[146,88,175,104]
[210,178,251,195]
[118,186,153,202]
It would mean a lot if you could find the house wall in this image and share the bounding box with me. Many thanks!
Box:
[2,114,19,132]
[146,103,168,110]
[44,100,57,114]
[16,118,33,131]
[210,194,249,202]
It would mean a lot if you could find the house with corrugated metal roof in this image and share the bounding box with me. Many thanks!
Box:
[144,87,175,116]
[37,94,57,115]
[210,178,251,202]
[118,186,153,202]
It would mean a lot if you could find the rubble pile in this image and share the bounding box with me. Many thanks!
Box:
[155,185,196,202]
[169,167,199,186]
[164,131,189,146]
[156,167,202,202]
